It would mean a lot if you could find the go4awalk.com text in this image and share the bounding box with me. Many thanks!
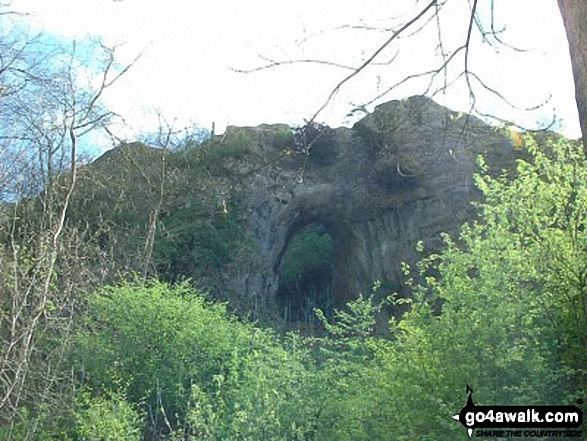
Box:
[452,386,583,438]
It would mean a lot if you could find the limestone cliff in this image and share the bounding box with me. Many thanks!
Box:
[88,95,520,325]
[219,96,518,321]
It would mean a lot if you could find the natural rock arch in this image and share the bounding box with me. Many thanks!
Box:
[225,97,520,323]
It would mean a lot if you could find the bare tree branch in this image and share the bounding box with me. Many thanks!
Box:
[487,0,530,52]
[464,0,479,110]
[0,32,140,433]
[231,55,357,73]
[308,0,439,124]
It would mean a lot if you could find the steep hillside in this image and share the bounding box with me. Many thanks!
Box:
[79,95,523,326]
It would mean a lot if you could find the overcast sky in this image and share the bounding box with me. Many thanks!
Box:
[8,0,581,147]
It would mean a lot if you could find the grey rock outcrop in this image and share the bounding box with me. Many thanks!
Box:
[220,95,517,320]
[87,95,521,323]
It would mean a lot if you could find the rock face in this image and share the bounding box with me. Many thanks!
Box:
[87,95,519,323]
[219,96,517,321]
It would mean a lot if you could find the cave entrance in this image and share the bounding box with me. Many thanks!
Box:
[277,223,334,325]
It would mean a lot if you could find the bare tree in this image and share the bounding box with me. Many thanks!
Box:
[241,1,584,150]
[139,113,178,281]
[0,18,140,437]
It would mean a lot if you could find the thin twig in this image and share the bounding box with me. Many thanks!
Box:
[309,0,439,124]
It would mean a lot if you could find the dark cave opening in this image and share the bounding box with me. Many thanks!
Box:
[277,223,335,324]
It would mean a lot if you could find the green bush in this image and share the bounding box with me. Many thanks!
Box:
[362,135,587,438]
[278,224,335,321]
[74,391,142,441]
[194,130,254,172]
[279,224,334,286]
[73,281,250,436]
[294,122,338,166]
[154,199,245,282]
[72,281,321,439]
[0,390,141,441]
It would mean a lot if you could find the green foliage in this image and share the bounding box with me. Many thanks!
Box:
[279,224,334,286]
[192,130,254,172]
[0,389,141,441]
[294,122,338,166]
[316,290,392,342]
[364,135,587,438]
[278,224,335,322]
[177,332,320,440]
[74,390,142,441]
[69,281,388,440]
[154,199,245,281]
[302,293,389,440]
[73,281,248,434]
[72,281,320,439]
[267,126,295,151]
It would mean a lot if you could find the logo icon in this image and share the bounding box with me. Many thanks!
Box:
[452,386,582,438]
[452,385,476,438]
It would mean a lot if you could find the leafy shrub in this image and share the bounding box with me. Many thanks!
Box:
[278,224,335,321]
[74,391,142,441]
[294,122,338,166]
[279,224,334,286]
[73,281,250,436]
[194,130,254,172]
[363,136,587,438]
[178,332,320,440]
[268,126,295,150]
[73,281,320,439]
[0,390,141,441]
[154,199,245,282]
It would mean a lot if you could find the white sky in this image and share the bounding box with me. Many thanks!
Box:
[9,0,581,148]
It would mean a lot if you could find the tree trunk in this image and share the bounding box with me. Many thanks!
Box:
[558,0,587,150]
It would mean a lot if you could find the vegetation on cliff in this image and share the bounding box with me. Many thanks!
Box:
[2,134,585,439]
